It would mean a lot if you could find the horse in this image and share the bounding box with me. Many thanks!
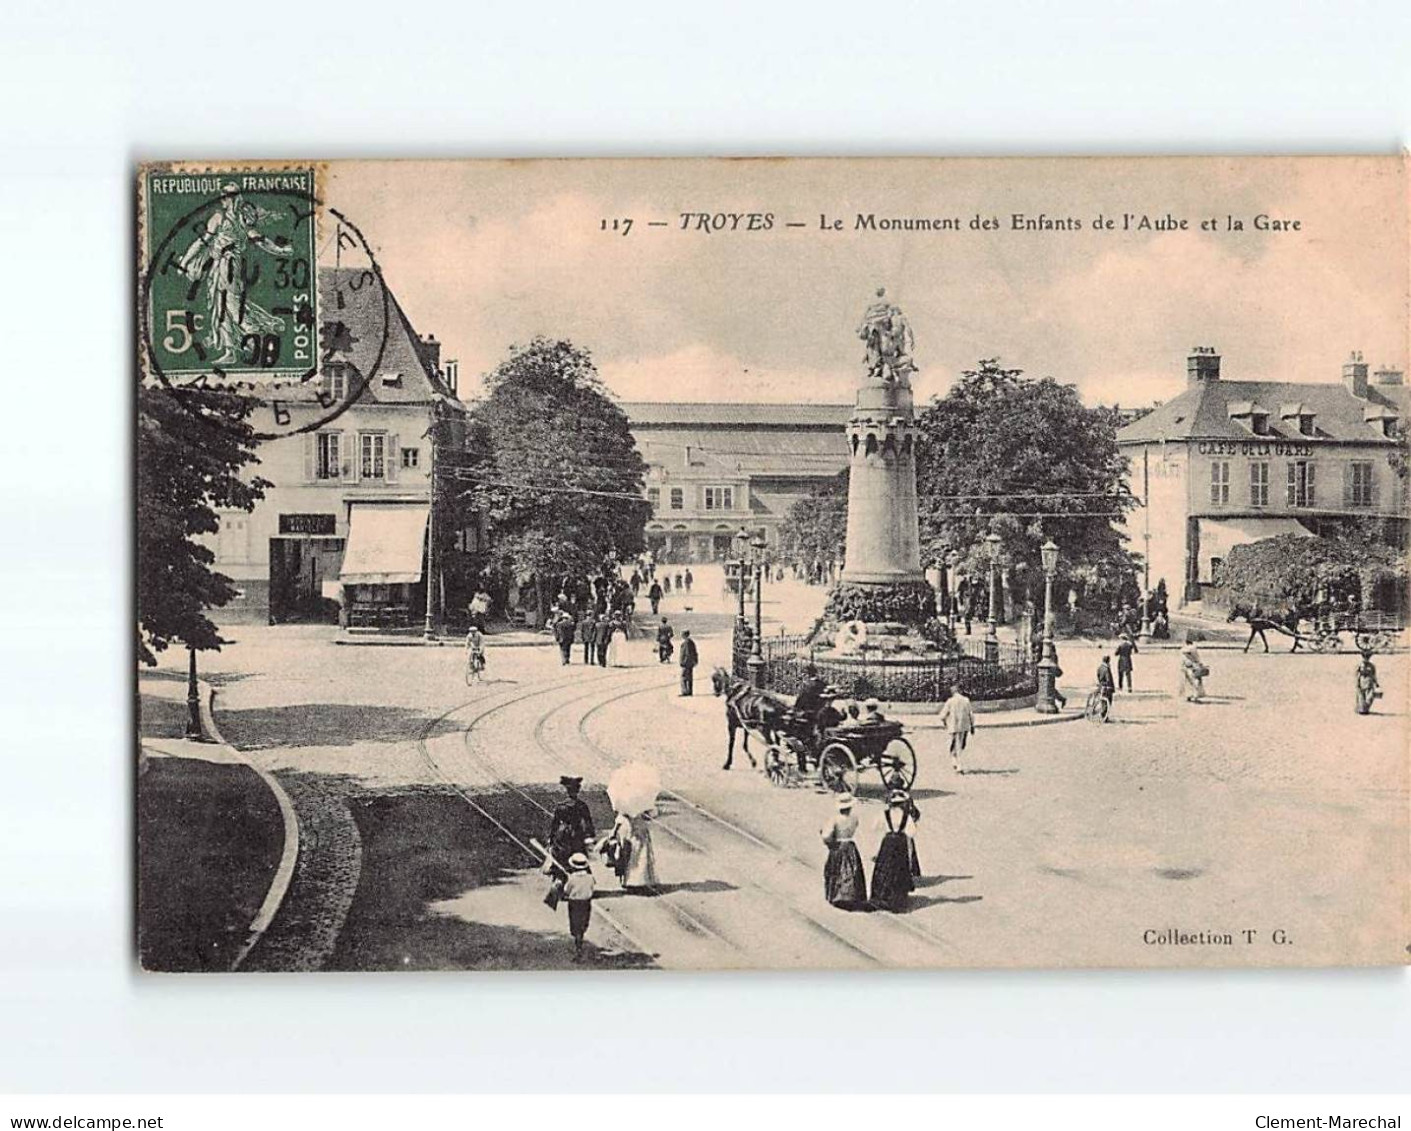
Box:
[709,667,793,771]
[1227,603,1302,653]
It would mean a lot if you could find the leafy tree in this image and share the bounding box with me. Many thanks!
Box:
[463,338,650,611]
[136,384,269,665]
[914,360,1139,619]
[1215,533,1405,619]
[777,470,848,566]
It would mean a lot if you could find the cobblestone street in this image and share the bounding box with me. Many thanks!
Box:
[147,566,1409,973]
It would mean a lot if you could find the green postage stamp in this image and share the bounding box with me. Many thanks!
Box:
[142,168,319,382]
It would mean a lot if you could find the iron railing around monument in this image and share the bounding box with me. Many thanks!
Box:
[735,625,1037,703]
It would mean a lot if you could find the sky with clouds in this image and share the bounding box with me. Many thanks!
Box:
[330,157,1407,409]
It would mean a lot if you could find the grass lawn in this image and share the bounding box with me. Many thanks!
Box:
[137,754,284,972]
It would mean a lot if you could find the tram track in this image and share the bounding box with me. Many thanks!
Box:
[522,678,887,967]
[574,681,959,962]
[410,670,657,964]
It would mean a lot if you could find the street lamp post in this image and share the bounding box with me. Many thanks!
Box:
[423,411,440,642]
[1036,538,1061,714]
[746,533,767,687]
[1138,447,1152,642]
[184,645,204,741]
[984,531,1001,664]
[734,527,750,625]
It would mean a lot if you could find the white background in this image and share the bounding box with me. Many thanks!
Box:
[1,0,1408,1095]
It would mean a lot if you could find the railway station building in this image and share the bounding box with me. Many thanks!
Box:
[620,402,852,564]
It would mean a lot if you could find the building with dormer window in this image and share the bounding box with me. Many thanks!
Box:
[1118,349,1408,605]
[204,268,467,627]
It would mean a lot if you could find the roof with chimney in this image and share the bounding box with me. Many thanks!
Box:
[318,266,459,407]
[1116,358,1405,446]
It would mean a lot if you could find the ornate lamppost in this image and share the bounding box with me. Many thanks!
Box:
[1036,538,1061,714]
[734,526,750,625]
[984,530,1001,664]
[184,644,204,741]
[747,532,767,687]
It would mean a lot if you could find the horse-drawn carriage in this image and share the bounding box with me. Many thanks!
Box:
[1229,603,1405,654]
[1308,609,1404,654]
[710,668,919,793]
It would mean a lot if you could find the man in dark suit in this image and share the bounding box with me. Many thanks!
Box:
[551,609,575,665]
[678,630,699,696]
[578,609,596,665]
[595,615,611,667]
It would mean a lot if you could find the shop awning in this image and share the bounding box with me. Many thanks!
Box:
[1197,516,1313,582]
[339,503,429,585]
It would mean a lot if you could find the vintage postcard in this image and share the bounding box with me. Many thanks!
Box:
[135,157,1409,971]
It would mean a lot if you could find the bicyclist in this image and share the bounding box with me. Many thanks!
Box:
[1094,654,1116,721]
[465,625,487,683]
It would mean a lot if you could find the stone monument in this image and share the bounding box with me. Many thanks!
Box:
[823,288,938,651]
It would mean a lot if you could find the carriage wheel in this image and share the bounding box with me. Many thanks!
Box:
[877,737,918,790]
[1356,631,1393,654]
[765,745,788,787]
[817,742,859,795]
[1315,632,1343,653]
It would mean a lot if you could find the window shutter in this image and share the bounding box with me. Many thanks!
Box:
[304,433,315,483]
[387,434,399,483]
[1286,463,1296,506]
[351,434,362,483]
[1369,465,1380,508]
[334,432,345,480]
[1342,463,1353,508]
[1307,463,1316,507]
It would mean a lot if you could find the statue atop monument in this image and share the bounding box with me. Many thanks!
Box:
[857,287,916,384]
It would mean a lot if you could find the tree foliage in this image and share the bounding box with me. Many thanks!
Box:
[464,338,650,596]
[914,360,1139,613]
[777,470,848,565]
[136,384,269,665]
[1214,533,1405,618]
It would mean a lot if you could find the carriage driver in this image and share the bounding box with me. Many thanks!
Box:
[792,675,845,772]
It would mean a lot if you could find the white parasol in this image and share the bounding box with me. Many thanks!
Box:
[607,761,661,818]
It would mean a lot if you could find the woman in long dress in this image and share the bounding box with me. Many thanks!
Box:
[604,616,621,667]
[821,794,867,910]
[870,790,918,912]
[1355,652,1380,715]
[609,809,659,891]
[882,773,922,877]
[1179,640,1207,702]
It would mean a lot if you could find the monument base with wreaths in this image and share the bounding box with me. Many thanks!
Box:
[814,579,955,657]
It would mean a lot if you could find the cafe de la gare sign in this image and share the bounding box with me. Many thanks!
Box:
[1195,440,1316,458]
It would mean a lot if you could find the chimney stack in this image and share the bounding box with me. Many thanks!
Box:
[1373,365,1404,387]
[1187,347,1220,386]
[1343,350,1369,398]
[443,358,459,395]
[420,333,442,375]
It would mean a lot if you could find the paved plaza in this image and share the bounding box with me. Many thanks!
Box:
[140,566,1409,970]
